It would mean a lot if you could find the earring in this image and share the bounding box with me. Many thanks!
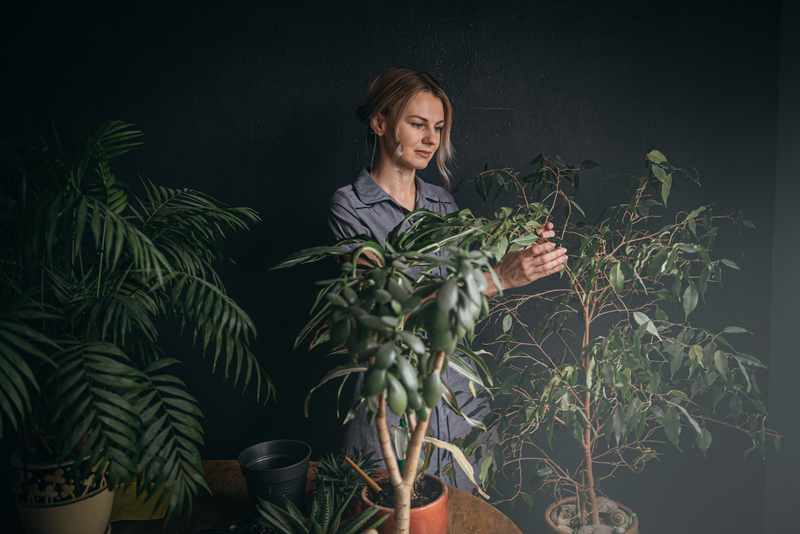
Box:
[378,133,383,136]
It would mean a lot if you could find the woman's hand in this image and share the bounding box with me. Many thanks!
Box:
[483,222,568,297]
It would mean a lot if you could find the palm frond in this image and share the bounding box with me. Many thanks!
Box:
[46,341,144,483]
[165,272,275,401]
[135,180,259,249]
[0,301,60,438]
[72,291,159,346]
[135,358,209,523]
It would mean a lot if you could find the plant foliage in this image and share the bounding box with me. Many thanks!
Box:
[455,151,776,525]
[256,468,388,534]
[0,121,274,522]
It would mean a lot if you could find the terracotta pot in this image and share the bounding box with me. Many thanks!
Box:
[10,449,113,534]
[360,473,449,534]
[542,497,639,534]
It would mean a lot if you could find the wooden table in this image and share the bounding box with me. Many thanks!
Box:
[111,460,522,534]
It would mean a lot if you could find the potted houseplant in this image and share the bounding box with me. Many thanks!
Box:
[255,462,388,534]
[273,210,502,534]
[453,151,778,532]
[316,447,381,517]
[0,121,274,533]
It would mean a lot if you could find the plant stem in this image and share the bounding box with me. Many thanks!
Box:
[375,350,446,534]
[582,302,600,525]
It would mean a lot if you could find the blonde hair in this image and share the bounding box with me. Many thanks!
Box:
[356,67,455,188]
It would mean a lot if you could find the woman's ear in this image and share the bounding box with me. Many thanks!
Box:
[371,114,387,137]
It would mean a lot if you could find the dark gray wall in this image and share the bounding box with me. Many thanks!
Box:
[0,1,786,533]
[765,1,800,530]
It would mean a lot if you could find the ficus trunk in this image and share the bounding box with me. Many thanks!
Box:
[375,350,446,534]
[582,304,600,525]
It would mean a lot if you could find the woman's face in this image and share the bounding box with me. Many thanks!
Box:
[377,91,445,173]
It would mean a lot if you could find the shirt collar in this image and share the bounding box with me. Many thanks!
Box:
[353,168,441,207]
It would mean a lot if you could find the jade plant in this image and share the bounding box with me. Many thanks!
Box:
[273,211,511,534]
[453,151,778,529]
[256,467,388,534]
[0,122,273,522]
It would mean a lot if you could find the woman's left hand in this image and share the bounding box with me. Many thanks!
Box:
[483,222,568,296]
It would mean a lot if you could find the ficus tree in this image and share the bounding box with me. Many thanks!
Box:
[454,150,778,528]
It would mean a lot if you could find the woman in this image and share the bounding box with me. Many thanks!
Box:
[328,68,568,487]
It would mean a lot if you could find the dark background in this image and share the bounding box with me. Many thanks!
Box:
[1,1,796,532]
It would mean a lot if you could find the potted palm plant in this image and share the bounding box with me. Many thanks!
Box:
[453,151,778,532]
[0,121,274,534]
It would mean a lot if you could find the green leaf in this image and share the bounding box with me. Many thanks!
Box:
[663,406,681,447]
[582,159,601,169]
[696,266,710,297]
[735,354,767,369]
[713,350,728,376]
[729,395,742,424]
[613,406,625,445]
[305,363,367,417]
[609,263,623,294]
[647,150,667,164]
[682,284,698,320]
[721,259,741,270]
[670,347,685,378]
[722,326,750,334]
[661,173,672,206]
[696,428,712,455]
[652,165,668,184]
[601,362,615,386]
[570,199,585,217]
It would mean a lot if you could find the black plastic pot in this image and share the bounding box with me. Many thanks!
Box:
[237,440,312,516]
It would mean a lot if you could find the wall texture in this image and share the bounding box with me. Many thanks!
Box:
[0,1,785,532]
[765,0,800,530]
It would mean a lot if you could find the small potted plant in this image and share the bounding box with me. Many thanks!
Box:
[316,447,381,517]
[255,463,388,534]
[0,122,274,534]
[273,209,500,534]
[454,151,778,532]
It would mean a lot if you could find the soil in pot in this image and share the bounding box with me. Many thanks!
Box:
[365,475,443,509]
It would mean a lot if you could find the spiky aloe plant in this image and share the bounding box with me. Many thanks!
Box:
[0,121,274,522]
[316,448,380,513]
[256,469,388,534]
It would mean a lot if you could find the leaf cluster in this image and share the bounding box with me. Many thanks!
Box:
[255,468,388,534]
[274,209,503,433]
[316,448,381,512]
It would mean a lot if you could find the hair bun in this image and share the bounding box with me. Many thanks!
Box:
[355,104,369,123]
